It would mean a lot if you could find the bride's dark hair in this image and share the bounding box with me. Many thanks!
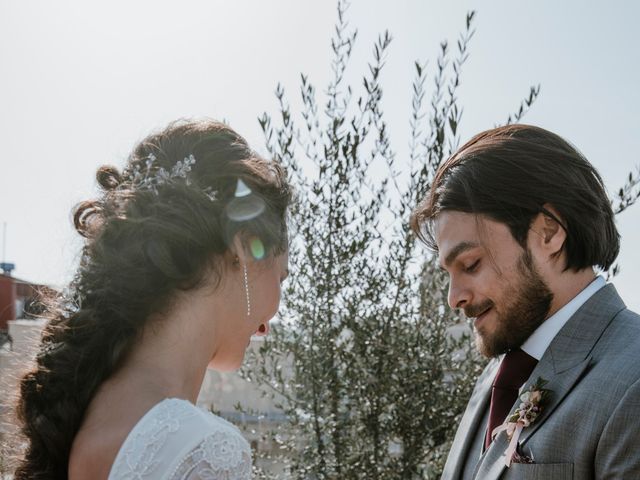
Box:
[14,119,292,479]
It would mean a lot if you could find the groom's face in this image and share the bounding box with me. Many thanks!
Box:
[434,211,553,357]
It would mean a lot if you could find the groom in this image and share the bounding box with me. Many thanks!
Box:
[411,124,640,479]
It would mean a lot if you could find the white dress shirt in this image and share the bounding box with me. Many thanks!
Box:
[520,276,606,361]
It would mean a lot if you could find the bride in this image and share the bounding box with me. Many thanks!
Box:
[14,119,292,479]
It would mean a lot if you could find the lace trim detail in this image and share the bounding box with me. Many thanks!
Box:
[109,399,252,480]
[110,399,197,479]
[169,429,252,480]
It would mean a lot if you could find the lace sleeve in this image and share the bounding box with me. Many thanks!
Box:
[168,429,253,480]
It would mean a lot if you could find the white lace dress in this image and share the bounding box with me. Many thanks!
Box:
[108,398,252,479]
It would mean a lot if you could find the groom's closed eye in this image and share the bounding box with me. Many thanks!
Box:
[463,259,480,273]
[438,241,481,272]
[439,257,481,275]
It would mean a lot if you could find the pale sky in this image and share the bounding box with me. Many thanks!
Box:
[1,1,639,309]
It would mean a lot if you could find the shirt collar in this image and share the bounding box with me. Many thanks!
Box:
[520,276,606,360]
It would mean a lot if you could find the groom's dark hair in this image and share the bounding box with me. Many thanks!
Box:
[411,124,620,271]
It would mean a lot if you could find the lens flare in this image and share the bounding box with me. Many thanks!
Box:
[250,237,265,259]
[225,196,266,221]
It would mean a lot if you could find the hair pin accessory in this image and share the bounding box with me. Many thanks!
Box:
[128,153,220,203]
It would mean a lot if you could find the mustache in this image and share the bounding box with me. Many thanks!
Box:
[463,300,494,318]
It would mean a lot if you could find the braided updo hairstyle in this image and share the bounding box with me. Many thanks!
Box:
[14,119,292,479]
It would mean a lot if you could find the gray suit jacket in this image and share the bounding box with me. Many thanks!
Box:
[441,284,640,480]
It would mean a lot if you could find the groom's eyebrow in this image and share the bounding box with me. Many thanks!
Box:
[440,241,480,269]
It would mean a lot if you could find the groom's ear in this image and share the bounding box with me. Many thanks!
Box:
[528,203,567,261]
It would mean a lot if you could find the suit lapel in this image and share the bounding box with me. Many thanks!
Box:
[473,430,510,480]
[441,358,498,479]
[520,284,626,445]
[517,356,590,445]
[472,284,626,480]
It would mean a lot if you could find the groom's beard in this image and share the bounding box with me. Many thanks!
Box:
[466,250,554,358]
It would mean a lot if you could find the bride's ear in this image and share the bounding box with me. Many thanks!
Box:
[229,232,250,265]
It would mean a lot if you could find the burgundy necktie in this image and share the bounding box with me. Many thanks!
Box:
[484,348,538,450]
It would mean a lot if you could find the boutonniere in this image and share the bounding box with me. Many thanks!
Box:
[492,377,551,467]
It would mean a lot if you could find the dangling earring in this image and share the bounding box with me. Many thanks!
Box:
[243,263,251,317]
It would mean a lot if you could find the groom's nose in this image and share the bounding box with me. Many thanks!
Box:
[448,276,472,310]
